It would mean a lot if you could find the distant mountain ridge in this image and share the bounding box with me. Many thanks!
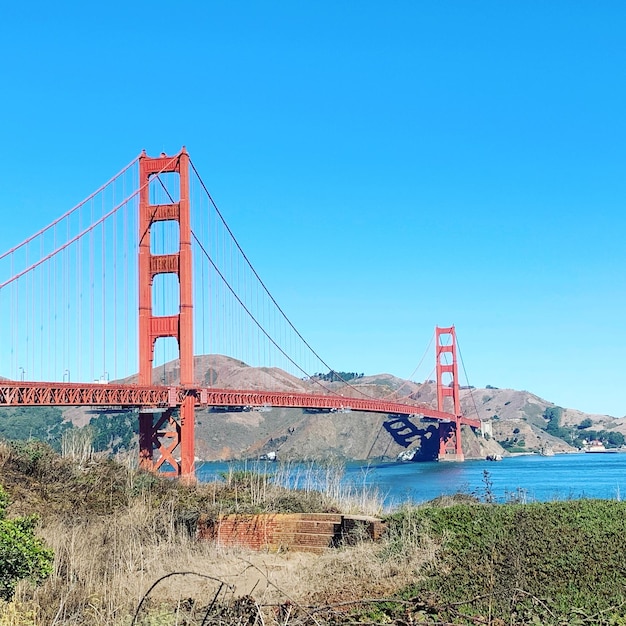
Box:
[4,356,624,461]
[109,356,626,461]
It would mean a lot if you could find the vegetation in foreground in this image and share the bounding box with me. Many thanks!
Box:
[2,441,626,624]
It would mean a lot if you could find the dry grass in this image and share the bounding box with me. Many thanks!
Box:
[264,460,386,517]
[8,505,437,625]
[0,442,436,625]
[5,442,625,625]
[9,500,323,624]
[300,534,439,607]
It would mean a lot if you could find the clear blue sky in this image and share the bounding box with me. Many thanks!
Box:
[1,1,625,416]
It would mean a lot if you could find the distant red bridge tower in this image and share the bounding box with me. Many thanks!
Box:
[436,326,464,461]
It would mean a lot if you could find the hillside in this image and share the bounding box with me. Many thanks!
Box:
[189,359,625,460]
[458,386,626,454]
[8,356,612,462]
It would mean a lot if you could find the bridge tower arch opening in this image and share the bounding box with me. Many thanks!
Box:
[435,325,464,461]
[138,149,195,478]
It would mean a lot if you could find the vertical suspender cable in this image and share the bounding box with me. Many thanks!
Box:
[12,254,17,379]
[102,202,106,380]
[77,208,82,381]
[38,236,42,378]
[123,173,129,378]
[113,208,118,379]
[90,200,95,382]
[111,179,116,379]
[9,256,11,378]
[53,227,57,378]
[24,245,28,379]
[65,219,69,378]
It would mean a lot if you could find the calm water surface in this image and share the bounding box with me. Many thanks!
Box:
[197,452,626,508]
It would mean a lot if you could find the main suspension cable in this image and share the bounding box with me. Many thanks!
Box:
[192,230,341,396]
[457,335,481,421]
[189,159,387,399]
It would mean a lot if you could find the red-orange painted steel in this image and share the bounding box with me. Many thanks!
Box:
[138,149,195,477]
[0,382,169,406]
[435,326,467,458]
[0,381,480,428]
[3,149,481,476]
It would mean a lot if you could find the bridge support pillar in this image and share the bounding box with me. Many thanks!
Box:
[138,411,155,468]
[437,419,465,462]
[138,149,195,479]
[179,396,196,478]
[138,408,193,477]
[435,326,465,462]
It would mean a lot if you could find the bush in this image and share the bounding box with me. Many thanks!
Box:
[0,484,53,601]
[394,500,626,623]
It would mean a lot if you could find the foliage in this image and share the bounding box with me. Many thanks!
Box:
[87,410,137,453]
[387,499,626,623]
[6,440,58,478]
[6,445,626,624]
[1,439,138,516]
[607,431,625,447]
[543,405,569,439]
[210,466,341,517]
[539,407,624,449]
[313,370,365,382]
[0,407,71,452]
[499,435,526,451]
[543,406,563,423]
[0,484,53,601]
[0,405,138,457]
[573,429,625,448]
[0,441,341,530]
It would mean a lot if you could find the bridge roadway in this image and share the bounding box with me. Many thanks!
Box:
[0,381,481,428]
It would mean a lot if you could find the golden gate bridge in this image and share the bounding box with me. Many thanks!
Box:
[0,148,480,478]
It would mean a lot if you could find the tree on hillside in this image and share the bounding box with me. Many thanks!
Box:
[313,371,364,383]
[606,431,625,448]
[543,406,568,439]
[88,411,137,454]
[0,407,71,452]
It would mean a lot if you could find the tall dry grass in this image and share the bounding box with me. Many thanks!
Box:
[60,428,95,466]
[1,444,435,624]
[32,501,219,623]
[11,499,314,625]
[224,460,387,517]
[17,503,436,625]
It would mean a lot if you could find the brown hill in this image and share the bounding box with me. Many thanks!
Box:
[58,357,625,462]
[457,386,626,454]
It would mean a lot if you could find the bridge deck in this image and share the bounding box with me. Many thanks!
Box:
[0,381,481,428]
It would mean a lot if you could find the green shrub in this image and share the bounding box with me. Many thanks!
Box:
[0,484,53,601]
[392,500,626,623]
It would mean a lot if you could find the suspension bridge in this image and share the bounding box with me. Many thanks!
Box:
[0,148,480,478]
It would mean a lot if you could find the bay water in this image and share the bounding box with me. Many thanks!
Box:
[196,452,626,509]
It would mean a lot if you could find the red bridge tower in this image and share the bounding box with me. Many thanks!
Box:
[137,149,196,478]
[436,326,464,461]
